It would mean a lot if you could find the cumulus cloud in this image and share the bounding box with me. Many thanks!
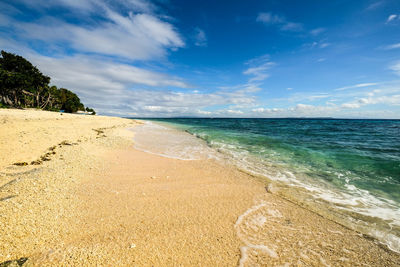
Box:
[256,12,303,32]
[252,91,400,118]
[342,95,400,109]
[341,102,361,109]
[225,109,244,115]
[251,104,337,117]
[16,53,257,116]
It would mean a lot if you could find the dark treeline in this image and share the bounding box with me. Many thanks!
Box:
[0,50,95,114]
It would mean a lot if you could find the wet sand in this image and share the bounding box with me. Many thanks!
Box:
[1,109,399,266]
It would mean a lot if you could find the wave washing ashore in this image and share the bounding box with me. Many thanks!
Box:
[134,118,400,253]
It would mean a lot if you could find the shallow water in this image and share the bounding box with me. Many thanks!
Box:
[133,118,400,253]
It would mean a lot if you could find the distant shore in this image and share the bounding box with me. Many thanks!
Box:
[0,109,399,266]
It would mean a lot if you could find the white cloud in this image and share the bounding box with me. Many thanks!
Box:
[387,14,398,23]
[251,90,400,118]
[307,40,331,50]
[18,54,259,116]
[383,43,400,50]
[342,94,400,109]
[280,22,303,31]
[225,109,244,115]
[251,104,338,117]
[243,55,274,83]
[252,107,283,113]
[341,102,361,109]
[29,54,190,91]
[366,1,384,10]
[256,13,284,24]
[14,0,155,13]
[334,83,378,91]
[197,110,212,115]
[15,11,184,61]
[310,28,326,36]
[389,61,400,76]
[319,42,330,48]
[256,12,303,32]
[194,28,207,47]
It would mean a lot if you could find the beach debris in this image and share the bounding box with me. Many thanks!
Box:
[129,243,136,249]
[40,153,52,161]
[93,128,105,135]
[166,176,170,179]
[13,162,28,166]
[266,183,278,194]
[0,257,28,267]
[29,141,73,165]
[0,195,17,202]
[151,176,156,179]
[93,128,107,138]
[59,140,72,146]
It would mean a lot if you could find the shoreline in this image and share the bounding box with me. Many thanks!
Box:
[1,109,399,266]
[149,119,400,254]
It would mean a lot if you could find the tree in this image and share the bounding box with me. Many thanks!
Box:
[0,50,93,114]
[58,88,85,113]
[0,50,50,107]
[86,107,96,115]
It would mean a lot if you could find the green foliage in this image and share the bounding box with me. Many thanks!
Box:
[0,50,94,114]
[57,88,84,113]
[85,107,96,115]
[0,50,50,107]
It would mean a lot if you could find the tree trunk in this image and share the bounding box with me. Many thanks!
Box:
[13,91,18,107]
[5,96,13,105]
[36,93,40,108]
[41,94,51,109]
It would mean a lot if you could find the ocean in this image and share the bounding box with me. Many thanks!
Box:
[132,118,400,253]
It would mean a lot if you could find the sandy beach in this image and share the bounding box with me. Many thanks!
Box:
[1,109,399,266]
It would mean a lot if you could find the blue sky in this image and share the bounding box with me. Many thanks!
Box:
[1,0,400,118]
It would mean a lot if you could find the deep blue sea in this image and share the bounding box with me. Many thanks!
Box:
[136,118,400,252]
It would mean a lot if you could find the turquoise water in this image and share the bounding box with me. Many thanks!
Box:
[144,118,400,251]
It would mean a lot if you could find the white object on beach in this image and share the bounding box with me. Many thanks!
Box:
[266,183,278,194]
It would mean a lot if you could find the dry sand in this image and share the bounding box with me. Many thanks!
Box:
[0,109,399,266]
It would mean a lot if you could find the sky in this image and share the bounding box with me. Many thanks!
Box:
[1,0,400,118]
